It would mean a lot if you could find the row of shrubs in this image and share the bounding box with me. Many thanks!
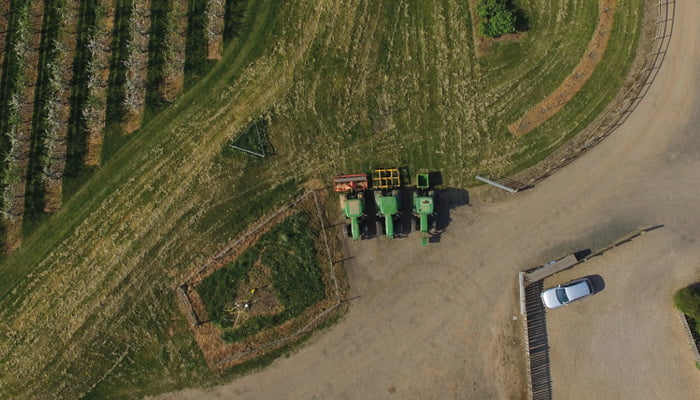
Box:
[0,0,253,252]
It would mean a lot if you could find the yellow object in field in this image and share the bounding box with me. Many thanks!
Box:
[372,168,401,189]
[251,288,256,294]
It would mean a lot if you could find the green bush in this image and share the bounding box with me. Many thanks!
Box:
[674,285,700,321]
[477,0,517,38]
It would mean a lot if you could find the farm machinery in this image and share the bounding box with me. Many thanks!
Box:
[334,174,369,240]
[412,173,437,246]
[373,168,402,238]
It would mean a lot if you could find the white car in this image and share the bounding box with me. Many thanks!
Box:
[541,277,593,309]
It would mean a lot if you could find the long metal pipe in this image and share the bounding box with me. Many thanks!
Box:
[475,175,518,193]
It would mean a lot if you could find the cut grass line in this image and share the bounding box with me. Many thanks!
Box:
[509,0,615,137]
[40,0,81,213]
[158,0,188,102]
[83,0,117,166]
[205,0,226,59]
[121,0,152,133]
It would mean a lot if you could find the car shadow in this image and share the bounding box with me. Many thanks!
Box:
[585,274,606,294]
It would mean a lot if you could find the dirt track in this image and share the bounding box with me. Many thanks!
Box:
[154,0,700,398]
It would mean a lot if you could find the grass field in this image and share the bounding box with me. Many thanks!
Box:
[0,0,644,398]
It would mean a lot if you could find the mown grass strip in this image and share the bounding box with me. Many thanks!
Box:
[75,0,117,167]
[223,0,249,44]
[121,0,152,133]
[149,0,187,104]
[184,0,213,88]
[204,0,226,59]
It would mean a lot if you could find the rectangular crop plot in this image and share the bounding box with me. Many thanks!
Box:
[178,190,347,370]
[197,212,325,342]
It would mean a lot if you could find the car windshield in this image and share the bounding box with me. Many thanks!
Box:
[556,288,569,304]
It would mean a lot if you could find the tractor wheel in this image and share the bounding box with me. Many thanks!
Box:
[345,223,353,238]
[376,220,383,237]
[338,194,347,212]
[430,218,437,233]
[412,216,419,232]
[392,189,401,208]
[394,217,402,235]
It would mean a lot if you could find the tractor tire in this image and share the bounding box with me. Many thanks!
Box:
[394,217,402,235]
[345,223,353,238]
[412,216,419,232]
[338,194,347,213]
[376,220,384,237]
[392,189,401,209]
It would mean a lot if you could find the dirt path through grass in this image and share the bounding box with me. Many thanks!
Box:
[509,0,617,137]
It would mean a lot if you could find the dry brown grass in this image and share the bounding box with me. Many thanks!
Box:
[508,0,617,137]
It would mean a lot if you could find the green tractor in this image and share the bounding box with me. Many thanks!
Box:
[412,173,437,246]
[373,168,402,238]
[334,174,369,240]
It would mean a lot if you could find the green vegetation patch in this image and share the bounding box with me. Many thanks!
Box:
[675,284,700,335]
[477,0,518,37]
[197,212,325,342]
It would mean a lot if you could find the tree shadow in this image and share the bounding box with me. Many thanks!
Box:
[510,1,530,32]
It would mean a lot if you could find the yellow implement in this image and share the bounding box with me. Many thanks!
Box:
[372,168,401,189]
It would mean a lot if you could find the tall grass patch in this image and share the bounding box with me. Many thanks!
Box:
[197,212,325,342]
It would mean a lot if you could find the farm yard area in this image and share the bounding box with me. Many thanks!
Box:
[543,235,700,399]
[2,0,700,399]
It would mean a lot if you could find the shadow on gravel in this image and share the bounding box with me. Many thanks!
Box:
[586,274,606,293]
[573,248,592,260]
[426,187,469,243]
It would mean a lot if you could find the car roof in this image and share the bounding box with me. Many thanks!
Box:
[541,288,562,308]
[563,279,591,300]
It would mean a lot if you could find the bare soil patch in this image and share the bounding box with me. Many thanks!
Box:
[509,0,617,137]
